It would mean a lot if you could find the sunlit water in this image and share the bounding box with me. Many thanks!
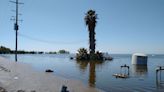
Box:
[1,54,164,92]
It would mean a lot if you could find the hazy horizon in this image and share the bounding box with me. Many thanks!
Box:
[0,0,164,54]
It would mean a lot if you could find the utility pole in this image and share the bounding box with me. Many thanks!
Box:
[10,0,23,62]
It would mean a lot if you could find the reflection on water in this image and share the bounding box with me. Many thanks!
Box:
[156,81,164,89]
[76,60,89,72]
[89,61,96,87]
[156,66,164,88]
[132,65,148,76]
[76,60,105,87]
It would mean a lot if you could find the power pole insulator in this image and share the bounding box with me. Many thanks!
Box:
[14,23,19,30]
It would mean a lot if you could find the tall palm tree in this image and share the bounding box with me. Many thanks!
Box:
[85,10,97,55]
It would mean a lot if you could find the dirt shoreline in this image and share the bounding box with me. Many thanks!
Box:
[0,56,104,92]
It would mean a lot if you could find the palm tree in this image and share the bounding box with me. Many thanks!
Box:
[85,10,97,55]
[76,48,89,60]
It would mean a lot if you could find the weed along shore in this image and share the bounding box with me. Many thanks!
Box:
[0,57,103,92]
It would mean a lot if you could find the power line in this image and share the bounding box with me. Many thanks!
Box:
[18,33,87,45]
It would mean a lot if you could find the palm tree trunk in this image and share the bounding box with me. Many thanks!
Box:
[89,25,95,54]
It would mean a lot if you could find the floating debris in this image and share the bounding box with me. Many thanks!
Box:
[45,69,54,73]
[113,64,130,79]
[70,57,74,60]
[0,87,7,92]
[61,85,69,92]
[113,74,129,78]
[14,77,19,80]
[104,57,113,61]
[17,90,25,92]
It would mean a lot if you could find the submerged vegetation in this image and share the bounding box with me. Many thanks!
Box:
[76,48,104,61]
[76,48,89,60]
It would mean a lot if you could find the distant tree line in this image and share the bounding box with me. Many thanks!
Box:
[0,46,11,54]
[0,46,44,54]
[58,49,69,54]
[0,46,69,54]
[46,50,69,54]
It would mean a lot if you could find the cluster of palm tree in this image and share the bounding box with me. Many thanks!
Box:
[76,48,103,60]
[76,48,89,60]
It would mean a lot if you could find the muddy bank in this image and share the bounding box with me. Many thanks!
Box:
[0,57,103,92]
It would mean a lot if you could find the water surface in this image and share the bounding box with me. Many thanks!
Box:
[1,54,164,92]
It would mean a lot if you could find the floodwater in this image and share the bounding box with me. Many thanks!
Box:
[1,54,164,92]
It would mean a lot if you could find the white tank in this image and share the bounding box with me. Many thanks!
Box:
[132,53,147,65]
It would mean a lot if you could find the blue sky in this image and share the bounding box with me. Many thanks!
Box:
[0,0,164,54]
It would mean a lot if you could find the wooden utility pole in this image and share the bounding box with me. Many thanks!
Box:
[10,0,23,62]
[15,0,18,62]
